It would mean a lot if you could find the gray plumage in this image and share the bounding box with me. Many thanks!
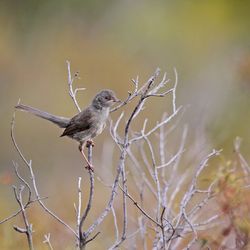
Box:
[15,89,119,149]
[15,104,70,128]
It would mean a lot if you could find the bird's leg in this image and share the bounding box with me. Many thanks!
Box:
[83,152,94,172]
[79,142,94,172]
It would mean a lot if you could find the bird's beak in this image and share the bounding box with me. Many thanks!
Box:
[112,96,121,103]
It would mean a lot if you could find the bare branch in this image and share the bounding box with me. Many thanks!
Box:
[79,143,95,248]
[66,60,83,112]
[143,136,162,220]
[0,196,48,225]
[13,161,32,204]
[0,209,22,225]
[12,185,34,250]
[11,110,77,236]
[13,225,28,234]
[119,185,161,227]
[130,106,182,144]
[172,67,178,113]
[75,177,82,249]
[160,207,167,250]
[85,232,101,244]
[43,233,54,250]
[172,149,222,248]
[234,137,250,175]
[110,206,119,248]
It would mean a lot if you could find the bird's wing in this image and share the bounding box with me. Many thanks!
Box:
[60,107,94,137]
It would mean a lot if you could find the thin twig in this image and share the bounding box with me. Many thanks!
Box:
[119,185,161,227]
[43,233,54,250]
[13,185,34,250]
[11,110,77,236]
[66,60,83,112]
[160,207,167,250]
[0,196,48,225]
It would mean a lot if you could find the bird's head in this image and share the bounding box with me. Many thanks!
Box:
[92,89,120,109]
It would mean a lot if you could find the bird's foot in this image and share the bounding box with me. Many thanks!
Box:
[85,164,94,172]
[86,140,95,147]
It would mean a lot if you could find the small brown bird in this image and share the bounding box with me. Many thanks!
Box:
[15,89,119,171]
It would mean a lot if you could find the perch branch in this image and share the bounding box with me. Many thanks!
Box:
[79,142,95,249]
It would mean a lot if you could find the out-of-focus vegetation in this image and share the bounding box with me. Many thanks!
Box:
[0,1,250,249]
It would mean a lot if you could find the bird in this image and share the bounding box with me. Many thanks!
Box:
[15,89,119,171]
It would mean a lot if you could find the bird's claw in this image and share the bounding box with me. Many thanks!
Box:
[85,164,94,172]
[86,140,95,147]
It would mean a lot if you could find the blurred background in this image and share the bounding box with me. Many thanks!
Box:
[0,0,250,249]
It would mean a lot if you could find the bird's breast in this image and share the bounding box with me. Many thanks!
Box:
[90,107,109,138]
[98,107,109,122]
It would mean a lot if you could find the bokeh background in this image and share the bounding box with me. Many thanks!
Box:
[0,1,250,249]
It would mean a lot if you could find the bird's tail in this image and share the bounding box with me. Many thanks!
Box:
[15,104,70,128]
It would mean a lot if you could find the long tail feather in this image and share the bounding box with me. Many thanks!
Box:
[15,104,70,128]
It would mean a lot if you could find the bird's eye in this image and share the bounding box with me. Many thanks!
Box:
[105,96,110,100]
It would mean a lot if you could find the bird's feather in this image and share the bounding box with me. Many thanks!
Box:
[60,107,94,137]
